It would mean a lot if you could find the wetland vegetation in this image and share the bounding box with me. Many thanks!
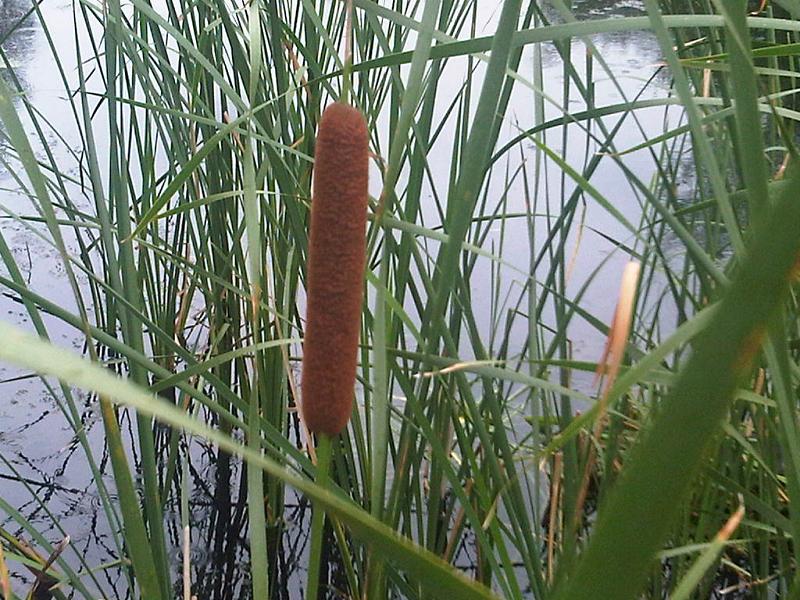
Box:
[2,0,800,598]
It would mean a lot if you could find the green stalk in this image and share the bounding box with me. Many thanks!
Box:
[367,241,390,599]
[306,434,333,600]
[243,3,270,595]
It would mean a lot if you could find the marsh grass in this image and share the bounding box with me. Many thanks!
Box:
[0,0,799,599]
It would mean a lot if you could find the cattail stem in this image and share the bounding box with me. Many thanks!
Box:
[306,433,333,600]
[302,79,367,596]
[342,0,353,105]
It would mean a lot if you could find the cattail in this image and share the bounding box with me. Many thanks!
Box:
[301,102,369,436]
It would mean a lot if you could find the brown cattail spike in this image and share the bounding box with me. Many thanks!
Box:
[301,102,369,436]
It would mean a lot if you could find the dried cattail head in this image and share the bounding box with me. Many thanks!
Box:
[301,102,369,436]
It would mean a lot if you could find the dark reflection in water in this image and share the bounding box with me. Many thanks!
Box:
[171,435,313,600]
[151,429,486,599]
[0,0,36,48]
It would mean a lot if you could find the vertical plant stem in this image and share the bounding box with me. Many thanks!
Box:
[245,3,270,598]
[367,240,390,599]
[0,534,8,600]
[342,0,353,105]
[181,449,191,600]
[307,433,333,600]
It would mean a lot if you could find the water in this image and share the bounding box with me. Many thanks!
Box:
[0,1,681,598]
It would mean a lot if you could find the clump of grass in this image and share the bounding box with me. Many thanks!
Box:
[301,101,369,437]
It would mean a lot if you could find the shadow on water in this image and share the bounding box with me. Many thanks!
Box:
[177,430,347,600]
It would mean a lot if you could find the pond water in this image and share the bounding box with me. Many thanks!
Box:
[0,1,681,598]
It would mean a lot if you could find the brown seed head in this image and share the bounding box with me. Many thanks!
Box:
[301,102,369,436]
